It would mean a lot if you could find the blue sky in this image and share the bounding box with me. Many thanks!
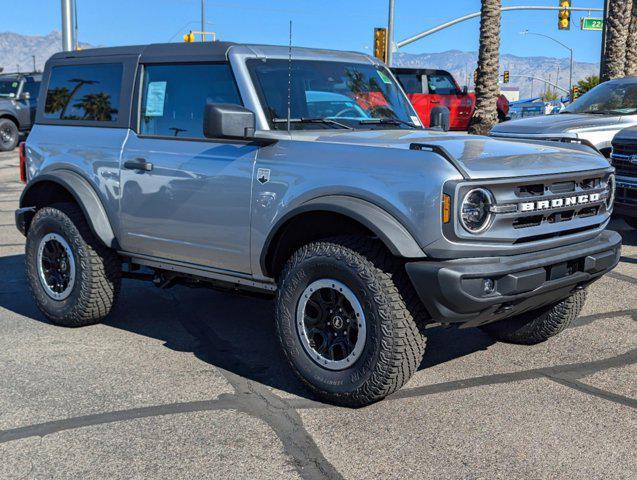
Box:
[9,0,605,63]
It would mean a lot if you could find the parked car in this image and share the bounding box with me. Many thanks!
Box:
[610,127,637,228]
[490,76,637,157]
[16,42,620,406]
[391,67,509,130]
[0,72,41,151]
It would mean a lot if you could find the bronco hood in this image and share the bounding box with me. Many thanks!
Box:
[290,129,611,180]
[490,113,623,135]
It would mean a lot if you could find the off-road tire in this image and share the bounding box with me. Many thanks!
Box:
[275,236,427,407]
[0,118,19,152]
[25,202,121,327]
[479,289,586,345]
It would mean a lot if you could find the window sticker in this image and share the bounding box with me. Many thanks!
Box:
[145,81,167,117]
[376,70,392,84]
[12,82,18,88]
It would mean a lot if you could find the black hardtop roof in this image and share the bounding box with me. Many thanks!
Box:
[49,41,238,62]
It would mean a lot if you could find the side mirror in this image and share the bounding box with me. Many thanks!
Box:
[462,86,468,95]
[204,103,255,139]
[20,91,30,101]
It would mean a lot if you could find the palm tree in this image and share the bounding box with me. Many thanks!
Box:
[468,0,501,135]
[601,0,631,81]
[576,75,600,95]
[74,92,117,121]
[625,1,637,76]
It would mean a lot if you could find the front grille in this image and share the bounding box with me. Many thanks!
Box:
[611,141,637,177]
[451,170,613,245]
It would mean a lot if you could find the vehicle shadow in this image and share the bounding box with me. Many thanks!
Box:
[0,253,497,401]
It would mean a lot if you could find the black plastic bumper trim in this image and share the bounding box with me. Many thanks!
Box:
[406,230,621,325]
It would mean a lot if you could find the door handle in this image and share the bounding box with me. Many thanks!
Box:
[124,158,153,171]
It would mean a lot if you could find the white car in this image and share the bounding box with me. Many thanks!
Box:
[491,76,637,157]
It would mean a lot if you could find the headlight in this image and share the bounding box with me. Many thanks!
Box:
[606,174,616,210]
[460,188,494,233]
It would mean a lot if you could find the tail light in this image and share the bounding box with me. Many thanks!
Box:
[19,142,27,183]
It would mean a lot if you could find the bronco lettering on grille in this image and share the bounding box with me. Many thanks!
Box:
[519,193,602,212]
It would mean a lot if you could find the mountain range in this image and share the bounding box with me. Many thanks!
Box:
[1,31,599,99]
[394,50,599,99]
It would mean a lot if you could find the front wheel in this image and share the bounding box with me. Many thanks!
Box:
[0,118,19,151]
[275,237,427,407]
[25,203,121,327]
[479,290,586,345]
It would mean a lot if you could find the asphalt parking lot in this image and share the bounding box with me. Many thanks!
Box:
[0,149,635,479]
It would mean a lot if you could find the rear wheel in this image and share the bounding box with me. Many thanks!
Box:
[25,203,121,327]
[0,118,19,152]
[479,290,586,345]
[275,237,427,407]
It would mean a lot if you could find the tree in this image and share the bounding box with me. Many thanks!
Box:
[601,0,631,82]
[625,1,637,76]
[576,75,600,95]
[468,0,501,135]
[542,90,559,102]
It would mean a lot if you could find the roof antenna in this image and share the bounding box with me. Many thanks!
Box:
[286,20,292,132]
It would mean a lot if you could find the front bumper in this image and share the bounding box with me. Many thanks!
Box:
[406,230,621,328]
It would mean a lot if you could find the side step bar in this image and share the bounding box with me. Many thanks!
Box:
[120,251,277,293]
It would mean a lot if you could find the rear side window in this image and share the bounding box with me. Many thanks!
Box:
[140,63,241,138]
[44,63,123,122]
[395,73,422,94]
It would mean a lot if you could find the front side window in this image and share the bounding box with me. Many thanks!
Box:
[22,81,40,99]
[44,64,123,122]
[426,73,459,95]
[247,59,418,130]
[563,81,637,115]
[0,79,20,98]
[140,63,241,138]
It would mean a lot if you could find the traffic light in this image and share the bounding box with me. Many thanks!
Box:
[572,85,580,99]
[503,70,510,83]
[183,31,195,43]
[558,1,571,30]
[373,28,388,63]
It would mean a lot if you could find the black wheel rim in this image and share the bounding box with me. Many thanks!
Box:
[0,125,16,147]
[36,233,76,300]
[296,279,366,370]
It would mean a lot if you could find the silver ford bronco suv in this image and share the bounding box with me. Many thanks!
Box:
[15,42,621,406]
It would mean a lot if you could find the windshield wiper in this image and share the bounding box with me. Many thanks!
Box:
[272,117,352,129]
[358,118,419,129]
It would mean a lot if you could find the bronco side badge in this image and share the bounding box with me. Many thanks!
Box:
[257,168,271,184]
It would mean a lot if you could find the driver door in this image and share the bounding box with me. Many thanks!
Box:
[119,62,257,273]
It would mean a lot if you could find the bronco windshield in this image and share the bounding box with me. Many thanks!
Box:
[0,79,20,98]
[247,59,419,130]
[563,81,637,115]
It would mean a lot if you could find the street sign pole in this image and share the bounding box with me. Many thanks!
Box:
[387,0,395,66]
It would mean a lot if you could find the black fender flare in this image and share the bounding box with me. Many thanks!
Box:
[20,170,117,248]
[261,195,425,274]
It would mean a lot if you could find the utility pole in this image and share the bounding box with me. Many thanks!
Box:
[32,56,36,72]
[520,30,573,95]
[201,0,205,41]
[387,0,395,66]
[61,0,75,52]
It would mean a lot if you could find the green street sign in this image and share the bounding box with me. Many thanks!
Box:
[581,17,604,31]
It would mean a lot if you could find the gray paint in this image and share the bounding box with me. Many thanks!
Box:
[21,42,618,284]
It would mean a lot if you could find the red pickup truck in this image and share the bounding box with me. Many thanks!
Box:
[392,68,509,131]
